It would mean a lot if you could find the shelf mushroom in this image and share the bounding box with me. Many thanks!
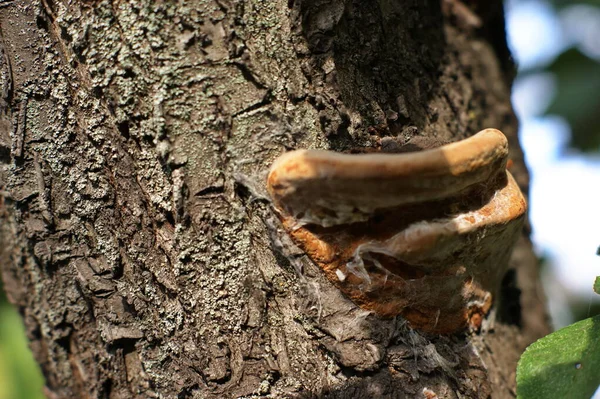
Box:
[267,129,527,334]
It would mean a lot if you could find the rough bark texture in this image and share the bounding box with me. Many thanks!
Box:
[0,0,549,398]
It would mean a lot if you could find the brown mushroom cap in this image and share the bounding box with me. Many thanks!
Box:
[267,128,509,226]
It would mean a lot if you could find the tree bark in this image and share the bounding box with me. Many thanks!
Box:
[0,0,549,398]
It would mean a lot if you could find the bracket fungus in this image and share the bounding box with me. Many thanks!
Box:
[267,129,526,334]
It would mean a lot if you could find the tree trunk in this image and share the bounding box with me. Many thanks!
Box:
[0,0,550,397]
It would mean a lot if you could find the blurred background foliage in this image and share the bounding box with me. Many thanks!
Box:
[0,0,599,397]
[513,0,600,153]
[507,0,600,329]
[0,279,45,399]
[540,0,600,152]
[545,47,600,151]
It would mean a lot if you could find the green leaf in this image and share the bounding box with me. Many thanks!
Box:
[517,314,600,399]
[595,277,600,295]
